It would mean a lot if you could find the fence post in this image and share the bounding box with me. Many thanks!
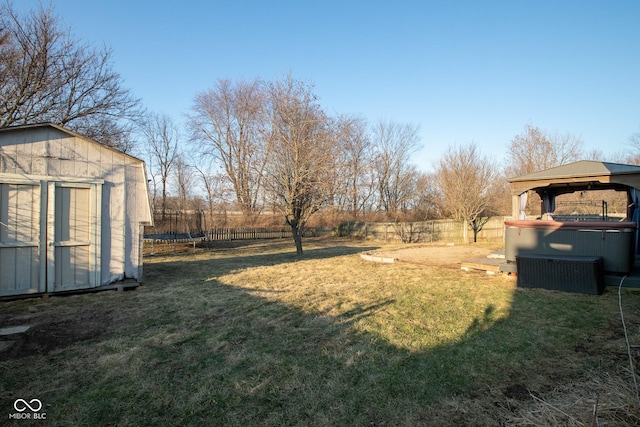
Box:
[431,221,434,243]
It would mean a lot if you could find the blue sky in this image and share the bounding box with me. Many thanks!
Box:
[15,1,640,172]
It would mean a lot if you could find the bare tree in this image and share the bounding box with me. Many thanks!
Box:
[335,115,374,220]
[264,75,339,255]
[142,113,180,220]
[505,124,583,177]
[371,120,421,217]
[436,144,497,243]
[189,78,267,219]
[0,2,142,151]
[190,159,232,229]
[626,131,640,165]
[485,174,512,217]
[409,171,439,220]
[173,155,193,212]
[505,124,584,217]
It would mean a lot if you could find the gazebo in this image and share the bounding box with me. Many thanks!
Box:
[502,160,640,292]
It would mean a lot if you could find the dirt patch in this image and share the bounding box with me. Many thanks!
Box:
[0,305,115,361]
[503,384,532,401]
[370,244,502,268]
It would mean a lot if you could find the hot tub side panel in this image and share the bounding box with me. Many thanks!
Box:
[505,222,635,274]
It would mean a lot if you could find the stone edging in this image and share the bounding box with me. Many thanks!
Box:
[360,253,396,263]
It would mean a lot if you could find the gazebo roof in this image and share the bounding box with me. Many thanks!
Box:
[507,160,640,195]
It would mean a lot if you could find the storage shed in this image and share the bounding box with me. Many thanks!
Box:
[0,123,153,297]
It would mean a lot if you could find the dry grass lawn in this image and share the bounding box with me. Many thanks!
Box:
[1,237,640,426]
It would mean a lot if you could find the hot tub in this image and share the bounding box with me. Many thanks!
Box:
[505,220,637,274]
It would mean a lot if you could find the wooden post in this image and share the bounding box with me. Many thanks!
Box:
[511,195,521,220]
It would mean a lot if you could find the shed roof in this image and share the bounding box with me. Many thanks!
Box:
[0,122,145,164]
[507,160,640,195]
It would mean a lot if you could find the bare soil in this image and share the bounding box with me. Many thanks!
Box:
[0,301,117,361]
[370,243,502,268]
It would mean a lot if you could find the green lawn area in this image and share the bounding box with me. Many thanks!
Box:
[1,238,639,426]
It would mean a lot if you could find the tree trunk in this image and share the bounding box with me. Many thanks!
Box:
[470,217,490,244]
[161,186,167,221]
[291,224,302,256]
[289,221,304,255]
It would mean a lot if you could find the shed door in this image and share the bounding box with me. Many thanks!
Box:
[47,183,101,292]
[0,183,42,296]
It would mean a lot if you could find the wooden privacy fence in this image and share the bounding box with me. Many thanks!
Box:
[335,217,509,243]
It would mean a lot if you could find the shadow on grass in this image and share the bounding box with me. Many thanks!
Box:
[2,241,640,426]
[144,241,381,284]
